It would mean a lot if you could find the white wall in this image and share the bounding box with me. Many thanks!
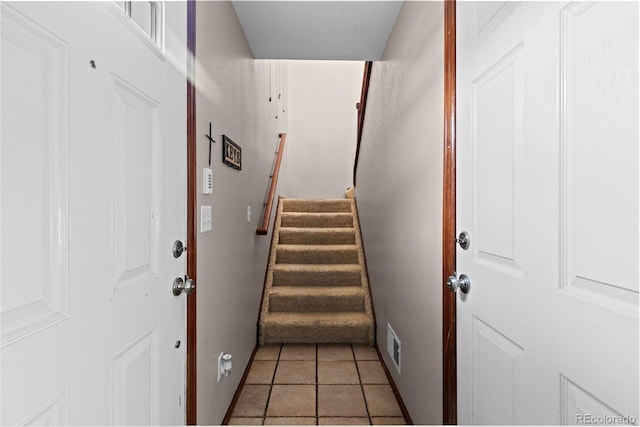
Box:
[279,60,362,199]
[195,2,287,424]
[355,2,444,424]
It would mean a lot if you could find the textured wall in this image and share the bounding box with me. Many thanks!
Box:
[355,2,444,424]
[279,60,362,199]
[195,2,286,423]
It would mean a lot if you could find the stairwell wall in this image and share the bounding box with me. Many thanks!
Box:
[195,2,287,424]
[279,60,362,199]
[354,1,444,424]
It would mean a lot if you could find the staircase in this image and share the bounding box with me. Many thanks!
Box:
[259,198,375,345]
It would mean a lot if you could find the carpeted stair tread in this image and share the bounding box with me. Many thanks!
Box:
[259,197,374,345]
[262,312,371,344]
[278,228,356,245]
[276,244,359,265]
[269,286,366,312]
[272,264,362,287]
[283,199,352,213]
[281,212,353,228]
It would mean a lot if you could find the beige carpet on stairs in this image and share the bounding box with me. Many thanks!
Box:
[259,198,375,345]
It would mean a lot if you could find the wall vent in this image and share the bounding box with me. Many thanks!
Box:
[386,323,401,374]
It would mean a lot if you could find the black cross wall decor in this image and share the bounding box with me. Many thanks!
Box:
[205,122,216,166]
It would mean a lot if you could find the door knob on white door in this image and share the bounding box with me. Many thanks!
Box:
[183,275,196,295]
[447,272,471,294]
[172,275,196,296]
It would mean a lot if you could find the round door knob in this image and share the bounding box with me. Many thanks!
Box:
[447,273,471,294]
[172,275,196,296]
[183,275,196,295]
[172,277,185,296]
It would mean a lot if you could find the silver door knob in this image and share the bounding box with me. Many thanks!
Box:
[447,272,471,294]
[183,275,195,295]
[172,275,196,296]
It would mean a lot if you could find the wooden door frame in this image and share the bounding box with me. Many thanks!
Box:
[184,1,457,423]
[442,0,457,424]
[186,0,197,424]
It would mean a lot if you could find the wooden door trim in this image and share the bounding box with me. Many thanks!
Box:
[442,0,457,424]
[186,0,197,423]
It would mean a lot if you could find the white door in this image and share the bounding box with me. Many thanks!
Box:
[1,2,188,424]
[456,2,638,424]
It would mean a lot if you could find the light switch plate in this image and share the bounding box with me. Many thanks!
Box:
[201,205,212,232]
[203,168,213,194]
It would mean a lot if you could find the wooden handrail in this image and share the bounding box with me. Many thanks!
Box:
[353,61,373,187]
[257,133,287,235]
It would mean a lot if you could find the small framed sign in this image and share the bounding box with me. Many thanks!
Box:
[222,135,241,170]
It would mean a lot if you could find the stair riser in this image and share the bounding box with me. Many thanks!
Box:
[283,200,352,213]
[279,230,356,245]
[263,324,370,344]
[272,269,362,287]
[281,214,353,228]
[269,294,365,312]
[276,248,359,265]
[259,198,375,346]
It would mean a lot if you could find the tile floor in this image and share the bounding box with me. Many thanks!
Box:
[228,344,407,426]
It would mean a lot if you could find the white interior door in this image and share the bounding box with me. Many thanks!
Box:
[456,2,638,424]
[1,2,188,424]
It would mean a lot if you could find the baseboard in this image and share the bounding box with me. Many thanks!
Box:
[375,344,414,425]
[221,345,259,425]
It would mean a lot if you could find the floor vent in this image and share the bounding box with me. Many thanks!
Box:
[387,323,401,374]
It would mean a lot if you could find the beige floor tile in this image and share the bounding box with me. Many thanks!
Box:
[229,417,264,425]
[318,417,370,425]
[267,385,316,417]
[371,417,406,425]
[318,385,367,417]
[280,344,317,360]
[247,360,278,384]
[233,385,271,417]
[255,344,282,361]
[317,344,354,361]
[357,361,388,384]
[362,385,402,417]
[264,417,316,425]
[317,361,359,384]
[353,344,379,360]
[274,361,316,384]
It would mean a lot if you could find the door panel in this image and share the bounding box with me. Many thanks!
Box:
[112,328,159,425]
[472,317,525,425]
[1,3,69,347]
[111,76,160,296]
[1,3,187,425]
[457,2,639,424]
[560,2,639,307]
[472,43,524,276]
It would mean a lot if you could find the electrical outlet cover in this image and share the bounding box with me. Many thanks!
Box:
[201,206,212,232]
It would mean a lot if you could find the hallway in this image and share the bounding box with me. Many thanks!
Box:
[227,344,408,425]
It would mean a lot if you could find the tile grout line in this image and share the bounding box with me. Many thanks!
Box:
[352,344,374,425]
[262,343,282,422]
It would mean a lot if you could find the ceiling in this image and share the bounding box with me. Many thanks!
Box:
[231,1,403,60]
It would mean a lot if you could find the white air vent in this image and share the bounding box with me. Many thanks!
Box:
[386,323,401,374]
